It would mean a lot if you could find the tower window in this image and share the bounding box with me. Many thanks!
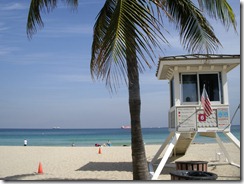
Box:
[181,73,221,104]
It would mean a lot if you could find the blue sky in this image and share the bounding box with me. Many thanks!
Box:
[0,0,241,128]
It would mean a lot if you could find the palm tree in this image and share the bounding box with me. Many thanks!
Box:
[26,0,237,180]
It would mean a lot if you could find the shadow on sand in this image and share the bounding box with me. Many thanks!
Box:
[3,173,102,181]
[76,162,132,172]
[3,173,37,180]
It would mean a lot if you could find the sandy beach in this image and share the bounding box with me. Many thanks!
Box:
[0,143,240,181]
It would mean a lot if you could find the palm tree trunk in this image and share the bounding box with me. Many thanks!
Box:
[126,37,149,180]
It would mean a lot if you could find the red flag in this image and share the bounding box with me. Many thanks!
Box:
[201,85,213,117]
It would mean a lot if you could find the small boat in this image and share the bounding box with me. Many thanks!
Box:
[121,125,131,129]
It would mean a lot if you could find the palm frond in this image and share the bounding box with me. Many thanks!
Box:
[65,0,78,7]
[91,0,168,91]
[26,0,78,38]
[163,0,221,54]
[197,0,237,31]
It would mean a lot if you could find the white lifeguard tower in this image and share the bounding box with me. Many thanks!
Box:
[149,54,240,180]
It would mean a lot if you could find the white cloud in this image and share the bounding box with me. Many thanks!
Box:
[3,51,82,65]
[0,46,20,56]
[49,73,92,83]
[43,24,93,36]
[0,2,27,11]
[0,23,9,32]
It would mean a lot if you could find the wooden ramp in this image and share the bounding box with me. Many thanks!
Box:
[173,132,196,156]
[199,132,216,138]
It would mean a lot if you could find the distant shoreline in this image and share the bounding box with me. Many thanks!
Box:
[0,126,240,147]
[0,141,217,148]
[0,124,240,129]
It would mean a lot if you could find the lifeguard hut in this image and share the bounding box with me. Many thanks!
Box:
[149,54,240,180]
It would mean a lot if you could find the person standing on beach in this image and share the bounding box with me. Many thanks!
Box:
[107,140,111,147]
[24,139,27,146]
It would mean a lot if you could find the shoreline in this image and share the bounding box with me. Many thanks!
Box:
[0,126,240,147]
[0,143,240,180]
[0,141,233,148]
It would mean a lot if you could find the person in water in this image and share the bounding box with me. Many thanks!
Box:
[24,139,27,146]
[106,140,111,147]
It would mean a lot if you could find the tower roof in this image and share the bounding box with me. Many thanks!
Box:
[156,54,240,80]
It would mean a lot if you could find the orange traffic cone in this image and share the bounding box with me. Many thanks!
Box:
[38,162,43,174]
[98,147,102,154]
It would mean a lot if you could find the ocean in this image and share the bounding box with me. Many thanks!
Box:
[0,125,240,147]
